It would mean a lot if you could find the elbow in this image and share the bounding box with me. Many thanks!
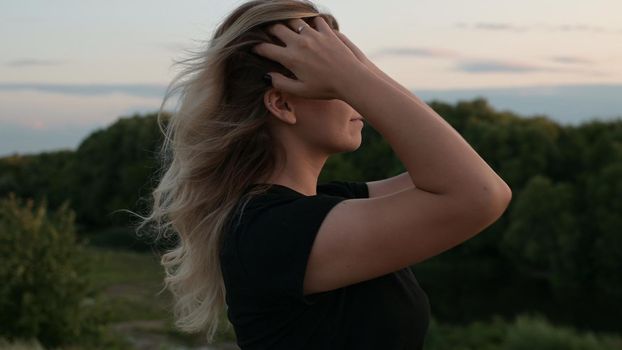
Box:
[498,181,513,206]
[482,181,512,219]
[462,179,512,220]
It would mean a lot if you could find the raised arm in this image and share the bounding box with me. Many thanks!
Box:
[366,171,415,198]
[338,63,510,203]
[302,62,512,293]
[334,30,462,198]
[252,16,512,294]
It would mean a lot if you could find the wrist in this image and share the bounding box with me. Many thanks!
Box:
[336,64,391,110]
[334,63,377,101]
[363,58,381,75]
[364,60,419,102]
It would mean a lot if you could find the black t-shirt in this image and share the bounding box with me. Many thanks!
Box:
[219,180,431,350]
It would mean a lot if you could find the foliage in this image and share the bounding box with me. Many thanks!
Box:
[425,313,622,350]
[0,194,106,348]
[1,99,621,332]
[0,338,45,350]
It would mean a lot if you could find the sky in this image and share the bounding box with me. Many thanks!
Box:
[1,0,621,156]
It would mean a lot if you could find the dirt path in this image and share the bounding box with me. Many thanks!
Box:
[110,320,240,350]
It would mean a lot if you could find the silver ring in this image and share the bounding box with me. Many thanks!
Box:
[296,24,306,34]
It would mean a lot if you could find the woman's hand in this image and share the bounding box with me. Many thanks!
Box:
[252,16,368,100]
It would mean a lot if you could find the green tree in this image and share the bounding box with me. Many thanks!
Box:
[67,113,163,228]
[0,193,101,347]
[585,159,622,303]
[500,175,582,297]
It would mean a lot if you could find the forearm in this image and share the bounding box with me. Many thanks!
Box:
[365,61,417,102]
[363,61,446,125]
[338,65,509,203]
[365,61,426,189]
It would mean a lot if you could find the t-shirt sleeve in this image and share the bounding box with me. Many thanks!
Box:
[316,180,369,199]
[236,194,346,305]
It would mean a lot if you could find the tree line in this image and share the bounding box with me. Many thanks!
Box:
[1,97,620,333]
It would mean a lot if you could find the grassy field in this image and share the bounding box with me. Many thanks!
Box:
[84,245,622,350]
[82,245,238,350]
[3,244,620,349]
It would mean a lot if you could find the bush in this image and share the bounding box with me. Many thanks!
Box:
[424,312,622,350]
[0,337,45,350]
[425,315,509,350]
[502,313,622,350]
[0,193,104,348]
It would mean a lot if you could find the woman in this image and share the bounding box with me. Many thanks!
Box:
[138,0,512,349]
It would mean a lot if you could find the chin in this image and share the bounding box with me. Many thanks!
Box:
[325,130,363,154]
[344,138,363,153]
[327,140,361,155]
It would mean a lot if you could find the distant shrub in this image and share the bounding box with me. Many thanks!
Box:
[502,313,622,350]
[0,193,103,348]
[424,312,622,350]
[425,315,509,350]
[0,337,45,350]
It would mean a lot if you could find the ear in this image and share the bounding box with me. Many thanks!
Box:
[264,89,297,125]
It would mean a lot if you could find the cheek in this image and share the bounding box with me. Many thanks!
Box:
[298,105,340,132]
[311,116,342,140]
[299,116,343,149]
[296,100,359,148]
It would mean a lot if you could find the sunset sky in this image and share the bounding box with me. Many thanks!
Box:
[1,0,621,156]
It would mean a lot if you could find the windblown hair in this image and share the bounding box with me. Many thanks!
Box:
[134,0,341,344]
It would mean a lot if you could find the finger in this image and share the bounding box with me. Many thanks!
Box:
[287,18,313,35]
[334,30,348,44]
[252,42,288,63]
[335,31,361,55]
[267,72,305,96]
[313,15,332,34]
[335,31,368,62]
[266,22,299,46]
[334,31,353,49]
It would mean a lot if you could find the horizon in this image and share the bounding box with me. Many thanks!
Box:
[1,0,621,156]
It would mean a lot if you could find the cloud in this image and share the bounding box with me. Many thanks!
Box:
[365,44,608,76]
[0,83,167,99]
[550,55,595,65]
[457,60,553,73]
[364,40,609,76]
[455,21,527,32]
[414,83,622,126]
[0,88,169,156]
[5,59,67,67]
[0,89,163,128]
[455,58,608,76]
[455,22,620,34]
[555,24,607,33]
[369,47,461,60]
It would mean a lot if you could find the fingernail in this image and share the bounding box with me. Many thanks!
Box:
[263,73,272,86]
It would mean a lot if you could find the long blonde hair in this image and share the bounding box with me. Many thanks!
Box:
[134,0,341,343]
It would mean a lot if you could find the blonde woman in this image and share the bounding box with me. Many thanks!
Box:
[139,0,512,349]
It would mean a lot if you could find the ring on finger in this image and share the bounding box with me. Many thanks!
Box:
[296,23,307,34]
